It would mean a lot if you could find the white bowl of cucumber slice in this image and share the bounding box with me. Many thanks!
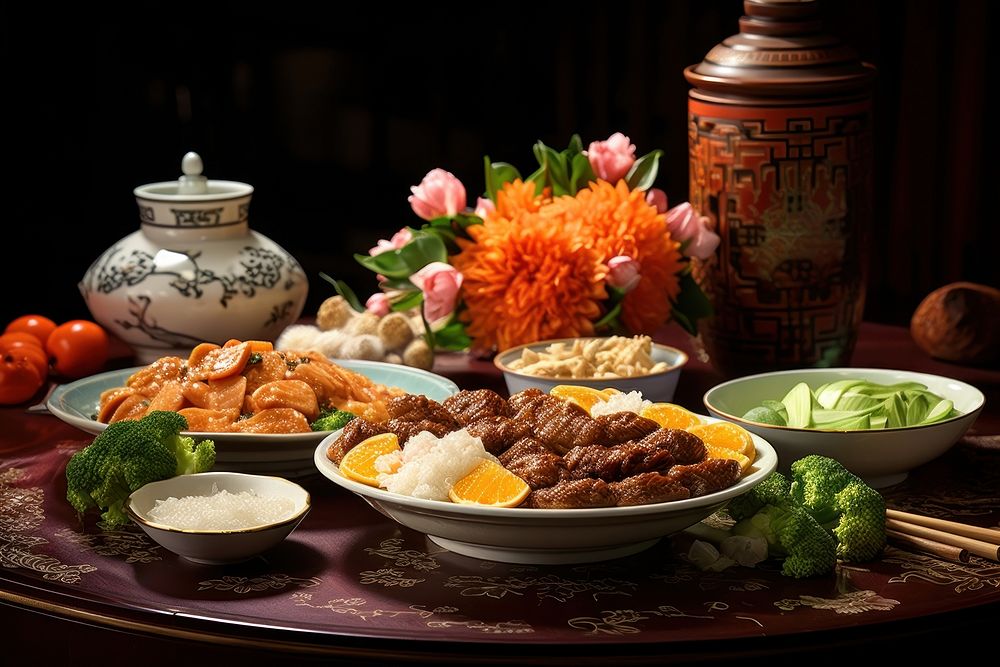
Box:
[703,368,985,488]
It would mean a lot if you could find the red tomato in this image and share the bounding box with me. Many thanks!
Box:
[5,315,57,348]
[0,331,44,352]
[0,353,44,404]
[8,343,49,379]
[46,320,110,379]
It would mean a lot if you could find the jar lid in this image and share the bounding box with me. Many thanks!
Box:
[684,0,876,98]
[134,152,254,202]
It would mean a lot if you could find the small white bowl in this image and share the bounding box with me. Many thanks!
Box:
[703,368,985,488]
[494,337,688,402]
[126,472,311,564]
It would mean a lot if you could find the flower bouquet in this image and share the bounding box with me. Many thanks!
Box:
[323,133,718,355]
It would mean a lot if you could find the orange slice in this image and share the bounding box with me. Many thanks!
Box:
[640,403,703,430]
[339,433,401,486]
[448,459,531,507]
[549,385,608,414]
[704,443,752,475]
[601,388,622,397]
[686,422,755,460]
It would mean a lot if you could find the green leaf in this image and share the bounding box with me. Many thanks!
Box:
[527,164,547,195]
[485,159,522,202]
[432,321,472,351]
[567,133,584,156]
[533,141,571,196]
[391,290,424,313]
[670,271,713,336]
[625,149,663,190]
[318,272,365,313]
[379,277,416,291]
[355,251,411,279]
[569,152,596,194]
[453,212,484,229]
[397,233,448,272]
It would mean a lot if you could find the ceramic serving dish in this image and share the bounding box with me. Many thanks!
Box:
[48,359,459,478]
[494,337,688,403]
[703,367,985,488]
[314,416,777,565]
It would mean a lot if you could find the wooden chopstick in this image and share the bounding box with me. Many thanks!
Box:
[885,518,1000,562]
[886,529,969,563]
[887,509,1000,543]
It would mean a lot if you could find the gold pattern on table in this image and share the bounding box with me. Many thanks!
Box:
[359,567,424,587]
[197,574,322,593]
[773,590,900,614]
[444,574,636,603]
[291,594,534,634]
[568,605,716,635]
[54,527,162,564]
[364,538,442,572]
[883,546,1000,593]
[0,467,97,584]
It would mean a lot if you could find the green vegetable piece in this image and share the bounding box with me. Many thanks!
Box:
[761,400,788,421]
[921,399,955,424]
[65,411,216,530]
[816,380,864,410]
[311,409,357,432]
[905,394,929,425]
[782,382,814,428]
[885,393,907,428]
[741,406,786,426]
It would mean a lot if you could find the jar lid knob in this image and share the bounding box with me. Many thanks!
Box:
[178,151,208,194]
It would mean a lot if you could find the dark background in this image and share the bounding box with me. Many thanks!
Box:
[2,0,995,330]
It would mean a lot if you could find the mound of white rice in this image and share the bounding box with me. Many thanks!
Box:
[589,390,651,418]
[375,428,492,500]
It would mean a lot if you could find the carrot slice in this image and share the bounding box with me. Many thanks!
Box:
[146,381,187,413]
[247,340,274,352]
[181,381,212,408]
[97,388,136,423]
[228,408,311,434]
[187,341,251,381]
[109,394,149,423]
[178,407,239,432]
[187,342,221,368]
[207,375,248,412]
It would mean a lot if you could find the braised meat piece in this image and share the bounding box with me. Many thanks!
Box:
[386,418,454,446]
[386,394,459,428]
[527,478,615,509]
[663,459,740,497]
[595,412,660,445]
[513,394,603,454]
[465,415,526,454]
[443,389,511,425]
[503,451,567,490]
[506,388,545,412]
[497,437,549,467]
[638,428,706,464]
[610,472,691,506]
[326,418,389,464]
[563,442,673,482]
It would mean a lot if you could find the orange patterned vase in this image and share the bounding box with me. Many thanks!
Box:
[685,0,876,377]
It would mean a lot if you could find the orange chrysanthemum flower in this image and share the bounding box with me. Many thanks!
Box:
[542,180,682,334]
[453,182,606,352]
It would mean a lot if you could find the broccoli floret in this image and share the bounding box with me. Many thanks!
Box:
[726,471,792,520]
[790,455,887,561]
[311,408,357,432]
[66,410,216,530]
[731,501,838,578]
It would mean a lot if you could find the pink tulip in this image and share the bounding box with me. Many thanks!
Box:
[408,168,467,220]
[606,255,642,293]
[586,133,636,184]
[369,227,413,256]
[645,188,668,213]
[665,202,721,260]
[409,261,464,323]
[474,196,496,219]
[366,292,391,317]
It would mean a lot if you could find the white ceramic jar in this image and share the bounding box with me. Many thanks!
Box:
[80,152,309,364]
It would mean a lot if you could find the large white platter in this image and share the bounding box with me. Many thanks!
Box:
[314,418,777,564]
[47,359,459,479]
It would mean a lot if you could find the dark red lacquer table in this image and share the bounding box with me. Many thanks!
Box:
[2,323,998,666]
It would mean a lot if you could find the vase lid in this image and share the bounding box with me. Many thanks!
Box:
[134,151,253,202]
[684,0,876,98]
